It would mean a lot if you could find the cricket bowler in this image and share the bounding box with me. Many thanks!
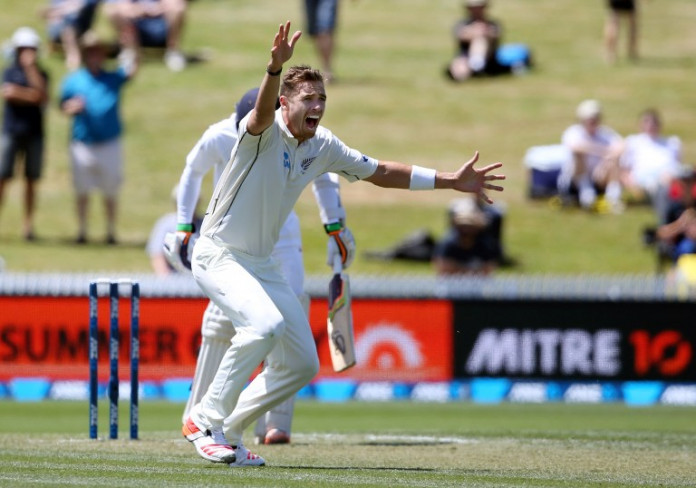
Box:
[165,88,355,448]
[182,20,505,467]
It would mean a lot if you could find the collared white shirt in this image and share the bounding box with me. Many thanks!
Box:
[201,110,378,257]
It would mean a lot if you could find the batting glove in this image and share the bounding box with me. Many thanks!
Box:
[325,221,356,269]
[163,224,197,274]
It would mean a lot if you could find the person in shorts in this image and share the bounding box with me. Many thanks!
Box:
[103,0,188,72]
[304,0,341,82]
[42,0,101,70]
[1,27,50,241]
[604,0,639,63]
[59,31,138,244]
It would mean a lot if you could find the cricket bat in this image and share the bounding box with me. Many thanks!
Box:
[327,255,356,372]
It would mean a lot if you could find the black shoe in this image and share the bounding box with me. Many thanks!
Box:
[106,235,117,245]
[76,235,87,245]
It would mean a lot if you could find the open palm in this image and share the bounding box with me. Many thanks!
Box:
[453,152,505,203]
[271,21,302,66]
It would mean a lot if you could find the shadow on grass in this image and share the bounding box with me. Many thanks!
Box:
[273,465,437,472]
[6,234,147,249]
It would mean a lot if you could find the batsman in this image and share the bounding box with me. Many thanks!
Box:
[182,20,505,468]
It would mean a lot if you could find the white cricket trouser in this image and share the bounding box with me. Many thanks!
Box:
[182,210,307,436]
[190,235,319,445]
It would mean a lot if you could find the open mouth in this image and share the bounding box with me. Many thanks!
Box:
[306,114,320,130]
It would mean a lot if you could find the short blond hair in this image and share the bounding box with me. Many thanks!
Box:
[280,65,324,97]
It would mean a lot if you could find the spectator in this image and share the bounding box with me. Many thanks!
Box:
[432,196,502,276]
[559,99,623,212]
[103,0,187,72]
[59,30,138,244]
[304,0,345,82]
[655,166,696,258]
[1,27,50,242]
[619,108,682,220]
[146,185,202,275]
[41,0,101,71]
[446,0,503,82]
[604,0,639,64]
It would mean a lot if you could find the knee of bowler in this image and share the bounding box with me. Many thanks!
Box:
[294,354,320,382]
[256,319,286,340]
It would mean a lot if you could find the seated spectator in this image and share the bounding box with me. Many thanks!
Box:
[102,0,187,72]
[559,99,623,212]
[446,0,504,82]
[432,196,503,276]
[619,108,682,220]
[41,0,101,71]
[654,165,696,256]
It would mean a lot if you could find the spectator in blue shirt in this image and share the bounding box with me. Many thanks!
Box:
[1,27,50,241]
[59,30,138,244]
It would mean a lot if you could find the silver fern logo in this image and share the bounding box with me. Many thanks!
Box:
[301,157,316,172]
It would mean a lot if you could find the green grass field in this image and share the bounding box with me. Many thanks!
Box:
[1,0,695,275]
[1,401,694,487]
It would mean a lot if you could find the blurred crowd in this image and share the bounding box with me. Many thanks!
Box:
[1,0,692,279]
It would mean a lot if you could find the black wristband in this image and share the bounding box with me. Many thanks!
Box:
[266,66,282,76]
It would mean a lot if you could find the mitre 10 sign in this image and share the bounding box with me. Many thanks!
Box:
[453,300,696,381]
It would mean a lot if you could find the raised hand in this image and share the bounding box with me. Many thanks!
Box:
[452,151,505,204]
[270,21,302,68]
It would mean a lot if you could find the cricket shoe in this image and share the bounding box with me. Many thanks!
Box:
[228,444,266,468]
[182,416,236,463]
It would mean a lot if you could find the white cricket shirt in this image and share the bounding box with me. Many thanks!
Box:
[201,110,378,257]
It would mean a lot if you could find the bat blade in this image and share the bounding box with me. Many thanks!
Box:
[327,257,356,372]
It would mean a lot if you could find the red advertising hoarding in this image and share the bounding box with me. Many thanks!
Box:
[0,296,453,382]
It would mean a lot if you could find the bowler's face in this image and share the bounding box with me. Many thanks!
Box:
[281,81,326,144]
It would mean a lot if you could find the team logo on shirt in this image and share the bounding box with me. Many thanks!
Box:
[301,157,317,173]
[362,155,370,162]
[283,152,290,169]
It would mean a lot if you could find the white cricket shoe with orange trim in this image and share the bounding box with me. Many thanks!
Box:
[228,444,266,467]
[182,416,236,464]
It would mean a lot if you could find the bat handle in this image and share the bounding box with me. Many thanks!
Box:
[332,254,343,274]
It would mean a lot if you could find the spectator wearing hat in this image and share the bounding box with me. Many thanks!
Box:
[559,99,623,212]
[42,0,101,71]
[59,30,139,244]
[432,196,503,276]
[1,27,50,241]
[446,0,504,82]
